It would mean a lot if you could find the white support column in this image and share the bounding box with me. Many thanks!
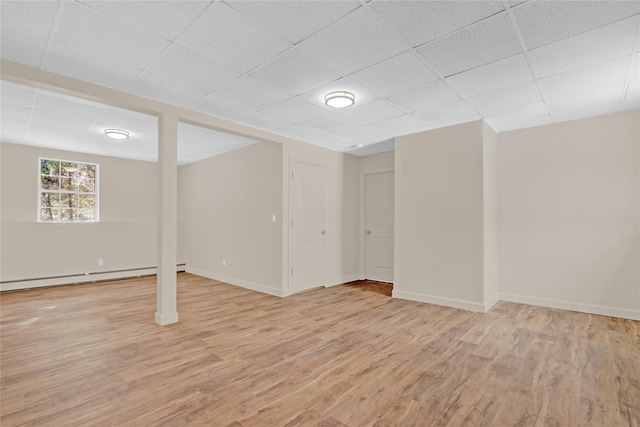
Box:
[155,112,179,325]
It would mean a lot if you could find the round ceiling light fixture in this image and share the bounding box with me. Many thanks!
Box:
[325,91,355,108]
[104,129,129,140]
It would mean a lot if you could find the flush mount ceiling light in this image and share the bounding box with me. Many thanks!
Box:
[325,91,355,108]
[104,129,129,140]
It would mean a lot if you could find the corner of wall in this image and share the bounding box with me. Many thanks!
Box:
[483,293,500,313]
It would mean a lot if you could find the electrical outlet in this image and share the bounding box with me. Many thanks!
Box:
[98,259,104,266]
[222,258,226,267]
[272,214,276,223]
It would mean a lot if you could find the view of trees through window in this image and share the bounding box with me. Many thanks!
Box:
[39,158,98,222]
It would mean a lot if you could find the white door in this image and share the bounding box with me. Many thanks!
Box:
[290,160,327,293]
[365,171,394,283]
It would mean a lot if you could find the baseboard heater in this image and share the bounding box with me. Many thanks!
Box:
[0,264,186,292]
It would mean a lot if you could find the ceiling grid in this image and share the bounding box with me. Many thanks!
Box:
[498,0,551,130]
[1,0,638,163]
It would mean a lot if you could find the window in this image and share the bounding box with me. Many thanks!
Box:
[39,158,98,222]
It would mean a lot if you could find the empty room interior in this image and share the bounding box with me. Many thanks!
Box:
[1,1,639,426]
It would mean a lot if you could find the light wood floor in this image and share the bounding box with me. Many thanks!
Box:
[1,274,638,426]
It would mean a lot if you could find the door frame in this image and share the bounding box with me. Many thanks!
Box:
[286,155,329,295]
[359,167,395,282]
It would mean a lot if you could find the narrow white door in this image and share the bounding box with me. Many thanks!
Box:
[290,160,327,293]
[365,171,394,282]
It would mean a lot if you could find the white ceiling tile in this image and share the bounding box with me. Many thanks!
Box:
[178,122,220,144]
[304,133,355,150]
[250,49,340,95]
[624,78,640,104]
[0,114,29,131]
[226,1,360,44]
[21,131,72,150]
[33,92,106,123]
[528,15,639,78]
[213,76,292,110]
[483,100,550,122]
[547,82,625,116]
[178,140,256,165]
[513,1,640,50]
[1,81,36,108]
[96,108,157,135]
[178,122,257,165]
[338,99,404,124]
[297,7,407,75]
[27,121,92,138]
[539,55,630,99]
[176,2,291,74]
[142,45,241,94]
[0,0,59,37]
[187,95,257,120]
[348,51,439,97]
[128,130,158,147]
[429,115,483,129]
[54,2,170,70]
[629,52,639,77]
[552,102,622,124]
[43,41,143,90]
[620,94,639,112]
[489,115,552,133]
[371,114,432,135]
[300,78,378,111]
[260,98,329,123]
[275,122,325,140]
[235,111,294,131]
[79,1,210,41]
[414,100,479,125]
[0,27,48,68]
[0,126,27,144]
[1,106,31,122]
[79,127,158,163]
[333,125,394,144]
[386,80,460,112]
[29,113,95,133]
[446,54,533,98]
[416,12,522,77]
[303,114,359,135]
[126,71,205,107]
[371,1,505,47]
[468,81,543,114]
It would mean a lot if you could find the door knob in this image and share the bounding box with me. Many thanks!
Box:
[366,230,371,235]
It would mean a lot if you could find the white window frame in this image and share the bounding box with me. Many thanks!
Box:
[37,157,100,223]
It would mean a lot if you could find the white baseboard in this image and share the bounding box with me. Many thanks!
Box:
[500,293,640,321]
[325,274,364,288]
[392,289,486,313]
[155,311,179,325]
[186,267,286,298]
[0,264,186,292]
[391,289,639,320]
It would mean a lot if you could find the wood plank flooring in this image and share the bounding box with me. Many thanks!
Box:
[1,273,638,426]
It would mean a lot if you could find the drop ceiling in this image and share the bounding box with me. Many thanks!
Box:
[1,0,638,164]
